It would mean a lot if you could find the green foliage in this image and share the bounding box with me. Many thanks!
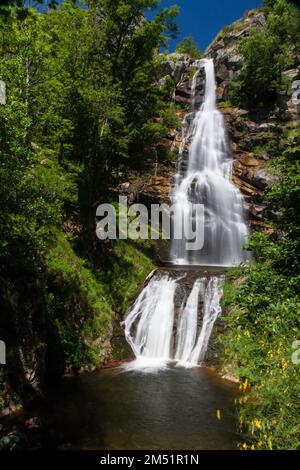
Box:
[221,109,300,450]
[218,100,232,108]
[0,369,20,409]
[46,232,112,368]
[267,130,300,275]
[221,37,300,443]
[230,28,288,106]
[263,0,279,14]
[229,0,300,107]
[0,0,177,398]
[102,239,155,312]
[175,36,201,59]
[221,263,300,450]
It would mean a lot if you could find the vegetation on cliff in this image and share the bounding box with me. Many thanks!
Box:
[175,37,201,59]
[229,0,300,107]
[220,0,300,450]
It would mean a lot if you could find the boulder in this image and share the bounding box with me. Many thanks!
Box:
[0,431,27,450]
[176,81,191,99]
[25,417,42,430]
[244,200,267,217]
[258,122,277,131]
[227,54,243,70]
[157,54,190,84]
[239,155,261,167]
[158,60,175,79]
[235,108,249,117]
[223,27,251,45]
[216,82,229,101]
[283,68,300,79]
[215,62,231,82]
[252,168,278,190]
[168,53,190,64]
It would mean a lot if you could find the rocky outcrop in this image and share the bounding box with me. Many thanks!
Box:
[118,168,172,206]
[206,11,266,101]
[156,53,192,86]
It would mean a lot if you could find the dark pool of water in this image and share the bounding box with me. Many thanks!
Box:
[34,365,238,450]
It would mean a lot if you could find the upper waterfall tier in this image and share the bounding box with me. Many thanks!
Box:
[171,59,250,266]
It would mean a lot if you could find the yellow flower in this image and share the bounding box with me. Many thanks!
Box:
[253,419,262,429]
[216,409,221,420]
[242,378,249,391]
[242,443,248,450]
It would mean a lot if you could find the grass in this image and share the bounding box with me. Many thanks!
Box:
[101,239,155,313]
[46,232,112,368]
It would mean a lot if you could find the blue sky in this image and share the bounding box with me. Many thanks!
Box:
[156,0,263,52]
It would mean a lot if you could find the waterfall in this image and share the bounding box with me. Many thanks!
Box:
[189,276,224,364]
[123,59,249,369]
[124,274,224,369]
[171,59,249,266]
[124,275,177,368]
[175,279,204,363]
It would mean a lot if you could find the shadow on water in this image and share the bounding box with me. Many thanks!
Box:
[38,365,239,450]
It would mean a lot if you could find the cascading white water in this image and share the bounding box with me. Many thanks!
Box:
[123,59,250,370]
[189,276,224,364]
[124,275,177,369]
[171,59,249,266]
[124,274,224,369]
[175,279,204,363]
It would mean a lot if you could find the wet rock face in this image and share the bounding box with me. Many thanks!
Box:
[175,65,206,108]
[220,106,279,228]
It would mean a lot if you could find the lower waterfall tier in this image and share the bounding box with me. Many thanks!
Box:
[124,271,224,370]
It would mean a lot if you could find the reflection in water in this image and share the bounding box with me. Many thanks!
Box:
[40,366,238,450]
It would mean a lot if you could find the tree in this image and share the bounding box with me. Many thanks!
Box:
[230,0,300,107]
[175,36,201,58]
[0,0,182,397]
